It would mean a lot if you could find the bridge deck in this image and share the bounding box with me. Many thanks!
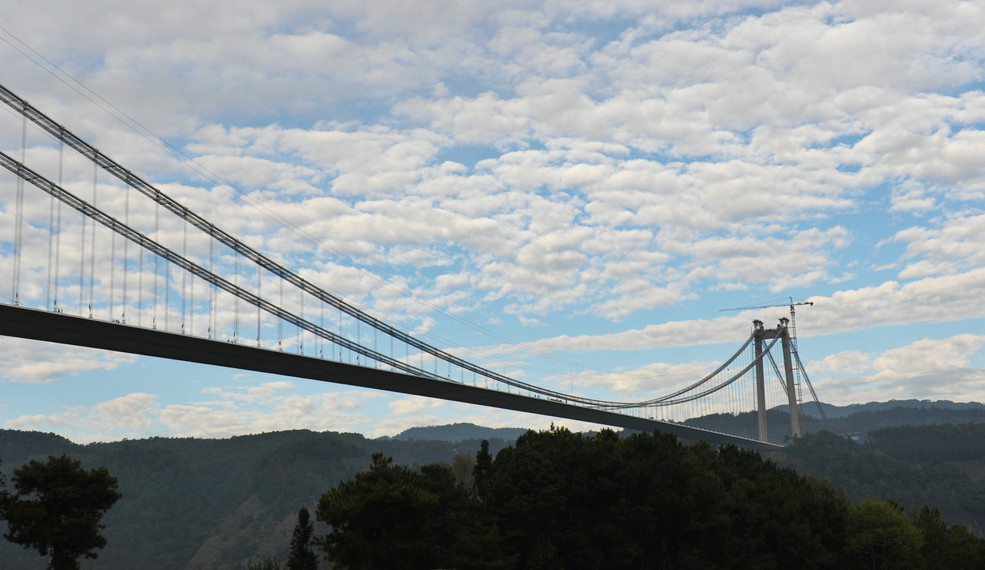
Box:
[0,304,780,452]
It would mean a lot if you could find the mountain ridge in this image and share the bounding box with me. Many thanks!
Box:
[3,399,985,568]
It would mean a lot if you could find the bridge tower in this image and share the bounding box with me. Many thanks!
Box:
[753,320,768,442]
[753,319,805,442]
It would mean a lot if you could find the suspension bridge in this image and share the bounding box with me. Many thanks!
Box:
[0,83,822,453]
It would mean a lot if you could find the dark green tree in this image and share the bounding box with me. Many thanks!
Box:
[316,452,507,570]
[474,438,493,502]
[476,428,855,569]
[247,558,283,570]
[910,505,985,570]
[0,454,121,570]
[845,500,921,570]
[287,506,317,570]
[0,457,6,515]
[940,524,985,570]
[912,505,949,568]
[317,453,437,569]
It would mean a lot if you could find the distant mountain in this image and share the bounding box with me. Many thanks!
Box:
[687,400,985,444]
[0,429,77,465]
[390,422,527,443]
[809,399,985,419]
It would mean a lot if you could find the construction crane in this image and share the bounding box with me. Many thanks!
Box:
[719,297,826,425]
[720,297,814,348]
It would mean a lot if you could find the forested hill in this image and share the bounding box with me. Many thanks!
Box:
[391,423,528,443]
[776,424,985,533]
[815,399,985,419]
[0,429,516,570]
[3,403,985,569]
[686,400,985,444]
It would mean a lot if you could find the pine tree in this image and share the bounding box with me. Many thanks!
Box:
[287,506,318,570]
[474,439,493,501]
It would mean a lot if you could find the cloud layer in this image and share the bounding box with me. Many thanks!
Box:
[2,0,985,440]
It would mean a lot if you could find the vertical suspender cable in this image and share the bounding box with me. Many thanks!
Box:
[88,155,97,317]
[278,277,284,350]
[78,172,86,316]
[163,211,169,331]
[233,251,239,341]
[188,232,194,336]
[137,228,143,327]
[153,199,159,328]
[122,185,130,322]
[256,262,261,347]
[109,199,116,319]
[12,114,25,304]
[164,250,170,331]
[46,140,57,310]
[181,219,187,333]
[208,232,214,338]
[53,140,63,311]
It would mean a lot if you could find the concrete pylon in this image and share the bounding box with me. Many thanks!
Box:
[779,318,804,438]
[753,320,767,442]
[752,319,805,442]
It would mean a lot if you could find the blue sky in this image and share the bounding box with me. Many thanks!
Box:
[2,0,985,442]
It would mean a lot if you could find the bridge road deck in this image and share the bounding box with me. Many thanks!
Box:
[0,304,781,453]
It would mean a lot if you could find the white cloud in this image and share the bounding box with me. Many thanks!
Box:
[4,393,159,441]
[897,260,955,280]
[5,0,985,442]
[809,350,873,375]
[894,212,985,271]
[468,264,985,366]
[14,0,977,330]
[574,360,716,395]
[0,338,137,383]
[92,393,160,430]
[368,405,606,439]
[891,182,937,213]
[389,395,443,415]
[809,334,985,405]
[872,334,985,376]
[2,383,386,442]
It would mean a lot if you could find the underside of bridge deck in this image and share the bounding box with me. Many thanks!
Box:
[0,304,780,453]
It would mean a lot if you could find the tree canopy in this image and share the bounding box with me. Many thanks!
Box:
[0,454,121,570]
[287,506,318,570]
[316,452,507,569]
[316,427,985,570]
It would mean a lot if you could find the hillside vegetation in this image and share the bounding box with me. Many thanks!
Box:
[2,404,985,568]
[317,427,985,569]
[0,428,515,569]
[777,425,985,533]
[686,401,985,444]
